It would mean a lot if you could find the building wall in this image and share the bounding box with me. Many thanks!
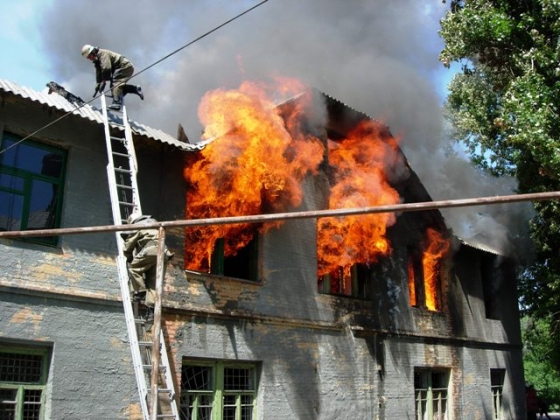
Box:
[1,291,139,419]
[0,96,525,419]
[0,98,177,418]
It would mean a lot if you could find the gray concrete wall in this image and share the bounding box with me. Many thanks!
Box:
[0,96,525,420]
[0,291,139,419]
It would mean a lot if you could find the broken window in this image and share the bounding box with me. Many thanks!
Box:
[209,236,259,281]
[491,369,505,420]
[414,368,450,420]
[407,228,450,312]
[180,360,257,420]
[318,263,374,299]
[0,346,50,420]
[0,133,67,246]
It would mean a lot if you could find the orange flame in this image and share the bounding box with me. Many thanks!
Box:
[184,78,324,270]
[408,258,417,306]
[422,228,450,311]
[317,120,402,277]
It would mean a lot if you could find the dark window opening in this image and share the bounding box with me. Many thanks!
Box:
[481,254,500,319]
[318,263,374,299]
[211,236,259,282]
[0,133,66,246]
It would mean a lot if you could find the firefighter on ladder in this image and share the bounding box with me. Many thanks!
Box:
[122,212,173,322]
[81,44,144,110]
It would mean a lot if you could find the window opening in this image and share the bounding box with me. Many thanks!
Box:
[491,369,505,420]
[414,368,450,420]
[318,263,373,298]
[0,347,50,420]
[180,361,257,420]
[0,133,66,246]
[407,228,450,312]
[481,254,500,319]
[210,236,259,281]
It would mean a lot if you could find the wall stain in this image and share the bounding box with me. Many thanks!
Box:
[9,307,43,334]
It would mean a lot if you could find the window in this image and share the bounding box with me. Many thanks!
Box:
[409,245,445,311]
[481,254,500,319]
[318,263,374,298]
[407,228,450,312]
[491,369,505,420]
[180,360,257,420]
[0,346,50,420]
[407,247,424,308]
[414,369,449,420]
[0,133,66,245]
[210,236,259,281]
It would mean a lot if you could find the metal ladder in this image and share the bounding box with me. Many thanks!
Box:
[99,94,180,420]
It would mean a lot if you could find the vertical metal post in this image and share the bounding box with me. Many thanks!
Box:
[150,226,166,419]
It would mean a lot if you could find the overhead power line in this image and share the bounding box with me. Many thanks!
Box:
[0,0,270,155]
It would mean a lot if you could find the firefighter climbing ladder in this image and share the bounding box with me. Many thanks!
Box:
[99,94,180,420]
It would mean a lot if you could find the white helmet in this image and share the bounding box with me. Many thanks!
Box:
[127,211,147,224]
[81,44,96,57]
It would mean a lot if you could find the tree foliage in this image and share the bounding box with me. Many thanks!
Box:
[522,315,560,408]
[439,0,560,367]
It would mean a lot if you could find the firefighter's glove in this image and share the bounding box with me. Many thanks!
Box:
[93,82,106,97]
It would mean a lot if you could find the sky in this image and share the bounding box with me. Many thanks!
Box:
[0,0,534,256]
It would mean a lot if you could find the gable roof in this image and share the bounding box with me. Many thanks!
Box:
[0,79,200,152]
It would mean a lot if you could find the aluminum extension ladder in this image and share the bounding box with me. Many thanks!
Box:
[99,94,179,420]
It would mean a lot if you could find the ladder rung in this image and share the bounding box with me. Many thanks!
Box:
[115,167,132,174]
[113,151,130,158]
[143,364,166,370]
[116,184,134,190]
[139,341,153,347]
[149,388,173,395]
[110,136,126,142]
[156,415,177,419]
[119,201,135,207]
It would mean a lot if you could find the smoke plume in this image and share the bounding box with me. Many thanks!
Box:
[38,0,534,257]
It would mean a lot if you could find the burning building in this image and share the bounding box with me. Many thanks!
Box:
[0,78,525,419]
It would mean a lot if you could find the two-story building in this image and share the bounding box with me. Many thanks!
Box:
[0,79,525,419]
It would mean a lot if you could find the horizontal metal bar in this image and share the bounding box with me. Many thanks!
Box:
[0,191,558,239]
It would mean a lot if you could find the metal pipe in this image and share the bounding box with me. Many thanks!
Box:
[149,227,166,419]
[0,191,558,238]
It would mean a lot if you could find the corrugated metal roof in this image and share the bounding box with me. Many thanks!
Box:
[0,79,201,152]
[458,236,506,256]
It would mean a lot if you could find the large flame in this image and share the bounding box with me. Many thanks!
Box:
[408,258,417,306]
[422,228,450,311]
[184,78,324,270]
[316,120,402,277]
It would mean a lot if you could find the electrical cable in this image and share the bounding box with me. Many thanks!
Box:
[0,0,270,155]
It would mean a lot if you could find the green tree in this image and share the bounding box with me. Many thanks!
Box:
[439,0,560,368]
[522,315,560,409]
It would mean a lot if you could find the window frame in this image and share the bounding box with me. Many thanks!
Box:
[490,368,505,420]
[318,262,375,299]
[0,133,67,246]
[180,360,258,420]
[414,368,450,420]
[210,235,260,282]
[0,345,51,420]
[407,245,444,312]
